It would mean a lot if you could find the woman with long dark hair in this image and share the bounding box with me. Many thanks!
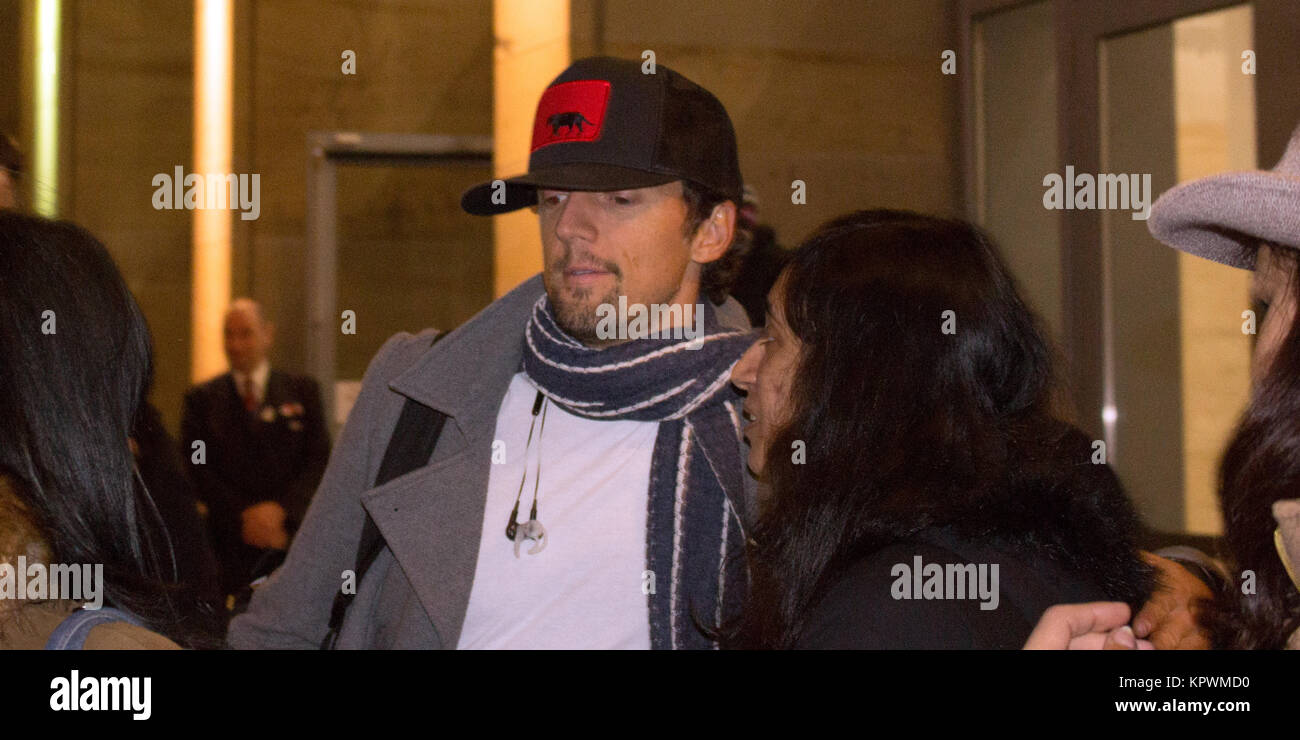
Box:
[722,209,1152,649]
[0,212,207,648]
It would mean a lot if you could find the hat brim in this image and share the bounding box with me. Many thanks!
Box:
[1148,172,1300,270]
[460,163,680,216]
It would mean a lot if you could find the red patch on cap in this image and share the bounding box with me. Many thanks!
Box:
[531,80,611,152]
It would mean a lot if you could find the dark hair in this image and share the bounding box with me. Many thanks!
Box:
[0,211,201,647]
[718,209,1147,648]
[1205,244,1300,649]
[682,179,750,305]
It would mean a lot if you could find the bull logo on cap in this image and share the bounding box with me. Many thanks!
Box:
[547,111,596,137]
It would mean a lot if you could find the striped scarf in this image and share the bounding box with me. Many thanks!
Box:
[522,296,754,649]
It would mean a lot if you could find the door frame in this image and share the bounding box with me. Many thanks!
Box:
[957,0,1295,441]
[304,131,492,429]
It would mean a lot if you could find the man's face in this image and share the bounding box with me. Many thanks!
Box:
[223,308,272,374]
[537,181,697,346]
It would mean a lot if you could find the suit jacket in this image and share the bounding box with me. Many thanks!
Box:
[228,275,758,649]
[181,367,330,592]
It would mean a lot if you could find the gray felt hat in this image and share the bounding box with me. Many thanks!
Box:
[1147,123,1300,271]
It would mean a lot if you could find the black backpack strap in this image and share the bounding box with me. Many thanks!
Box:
[321,333,448,649]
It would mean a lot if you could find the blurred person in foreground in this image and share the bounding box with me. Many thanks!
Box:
[1031,122,1300,650]
[0,212,210,649]
[721,209,1153,648]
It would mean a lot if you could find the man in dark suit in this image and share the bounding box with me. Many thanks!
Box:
[182,298,330,598]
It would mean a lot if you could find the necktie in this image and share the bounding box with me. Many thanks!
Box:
[241,376,257,413]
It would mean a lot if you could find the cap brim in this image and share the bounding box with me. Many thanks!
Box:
[460,163,680,215]
[1148,172,1300,270]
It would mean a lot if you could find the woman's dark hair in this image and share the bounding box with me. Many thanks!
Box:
[0,211,203,647]
[1205,244,1300,649]
[717,209,1147,648]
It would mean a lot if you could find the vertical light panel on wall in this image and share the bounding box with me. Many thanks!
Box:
[191,0,233,383]
[31,0,61,217]
[1173,5,1255,535]
[492,0,569,298]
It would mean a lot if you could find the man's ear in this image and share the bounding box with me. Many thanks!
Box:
[689,200,737,265]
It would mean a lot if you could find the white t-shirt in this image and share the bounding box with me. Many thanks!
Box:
[455,372,657,649]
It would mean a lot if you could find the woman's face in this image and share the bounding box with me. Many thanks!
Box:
[730,275,802,476]
[1251,244,1299,387]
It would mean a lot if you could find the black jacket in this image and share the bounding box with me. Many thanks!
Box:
[795,431,1154,649]
[181,369,330,593]
[796,530,1125,648]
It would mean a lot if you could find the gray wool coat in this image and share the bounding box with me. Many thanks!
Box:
[227,275,759,649]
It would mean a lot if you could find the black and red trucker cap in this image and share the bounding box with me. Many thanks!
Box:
[460,56,742,215]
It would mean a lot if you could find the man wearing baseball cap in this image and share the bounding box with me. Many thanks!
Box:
[230,57,757,649]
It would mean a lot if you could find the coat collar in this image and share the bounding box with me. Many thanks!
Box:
[388,274,544,423]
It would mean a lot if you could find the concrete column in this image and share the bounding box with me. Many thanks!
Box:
[492,0,568,297]
[191,0,233,382]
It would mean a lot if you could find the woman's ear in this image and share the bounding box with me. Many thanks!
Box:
[689,200,737,265]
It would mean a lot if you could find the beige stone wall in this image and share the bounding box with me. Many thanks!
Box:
[572,0,962,246]
[243,0,495,383]
[67,0,195,434]
[55,0,496,432]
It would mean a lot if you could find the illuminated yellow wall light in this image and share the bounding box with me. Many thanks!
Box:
[492,0,569,297]
[191,0,234,383]
[31,0,61,217]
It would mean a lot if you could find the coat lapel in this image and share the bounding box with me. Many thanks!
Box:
[361,275,544,648]
[360,435,488,648]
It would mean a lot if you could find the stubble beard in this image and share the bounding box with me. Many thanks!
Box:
[547,279,621,346]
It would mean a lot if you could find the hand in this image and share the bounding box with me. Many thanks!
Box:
[1024,602,1155,650]
[241,501,289,550]
[1132,552,1213,650]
